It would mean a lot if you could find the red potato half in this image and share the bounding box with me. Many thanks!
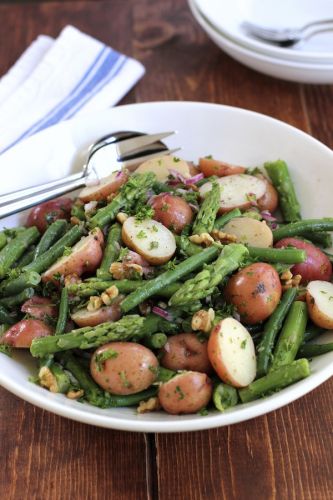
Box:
[0,319,53,348]
[158,371,213,415]
[150,193,194,234]
[306,281,333,329]
[275,237,332,284]
[135,155,191,182]
[42,228,104,282]
[78,171,128,202]
[199,158,246,177]
[208,318,256,388]
[71,303,122,327]
[160,333,212,373]
[199,174,266,213]
[26,198,72,233]
[90,342,158,395]
[256,175,279,213]
[223,217,273,247]
[122,217,176,265]
[21,296,58,320]
[224,262,282,324]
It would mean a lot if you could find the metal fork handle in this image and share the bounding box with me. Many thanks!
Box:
[0,176,86,219]
[302,20,333,39]
[0,171,84,207]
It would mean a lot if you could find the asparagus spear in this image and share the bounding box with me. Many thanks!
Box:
[264,160,301,222]
[247,247,306,264]
[33,219,68,260]
[0,227,40,278]
[67,279,181,298]
[96,223,122,279]
[0,305,19,325]
[175,235,201,256]
[169,243,248,306]
[0,287,34,308]
[55,287,69,335]
[0,271,41,297]
[89,173,156,229]
[213,383,238,412]
[238,359,310,403]
[38,356,71,394]
[270,301,308,371]
[192,181,220,235]
[273,218,333,241]
[121,245,219,313]
[256,288,297,377]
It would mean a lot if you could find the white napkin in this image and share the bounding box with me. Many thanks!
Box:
[0,25,145,155]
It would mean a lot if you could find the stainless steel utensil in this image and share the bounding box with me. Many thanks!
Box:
[242,19,333,47]
[0,130,178,219]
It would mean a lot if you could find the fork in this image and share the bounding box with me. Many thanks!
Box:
[241,19,333,47]
[0,131,178,219]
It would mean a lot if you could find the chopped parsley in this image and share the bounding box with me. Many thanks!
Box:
[117,247,129,261]
[175,385,185,400]
[0,344,12,357]
[161,203,169,212]
[240,339,247,349]
[135,205,154,221]
[136,230,147,239]
[173,157,181,163]
[151,225,159,233]
[63,246,72,257]
[95,349,119,371]
[119,370,131,388]
[149,241,159,250]
[198,407,209,416]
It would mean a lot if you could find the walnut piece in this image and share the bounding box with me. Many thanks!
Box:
[67,389,85,400]
[110,262,143,280]
[191,308,215,333]
[64,273,82,287]
[137,397,161,414]
[210,229,238,244]
[87,296,103,311]
[101,285,119,305]
[116,212,128,224]
[39,366,59,393]
[189,233,214,246]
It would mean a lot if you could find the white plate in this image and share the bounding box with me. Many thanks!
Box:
[189,0,333,84]
[194,0,333,63]
[0,101,332,432]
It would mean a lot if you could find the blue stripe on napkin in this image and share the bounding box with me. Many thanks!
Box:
[1,46,123,154]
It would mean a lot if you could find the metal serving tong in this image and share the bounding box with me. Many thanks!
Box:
[0,130,178,219]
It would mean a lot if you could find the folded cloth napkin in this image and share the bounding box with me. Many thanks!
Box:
[0,25,145,154]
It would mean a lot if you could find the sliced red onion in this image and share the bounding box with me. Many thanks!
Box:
[168,168,187,184]
[185,173,204,185]
[116,170,124,178]
[260,210,277,222]
[189,203,199,213]
[152,306,173,321]
[270,221,278,230]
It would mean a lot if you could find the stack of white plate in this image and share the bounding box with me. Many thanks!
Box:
[189,0,333,83]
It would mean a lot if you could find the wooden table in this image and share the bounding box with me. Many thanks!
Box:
[0,1,332,499]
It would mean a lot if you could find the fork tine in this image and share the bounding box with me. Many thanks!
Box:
[123,148,181,170]
[115,131,175,157]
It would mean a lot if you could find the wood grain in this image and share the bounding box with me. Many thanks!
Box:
[0,1,332,499]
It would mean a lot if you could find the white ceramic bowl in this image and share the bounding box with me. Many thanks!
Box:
[0,101,332,432]
[194,0,333,64]
[189,0,333,84]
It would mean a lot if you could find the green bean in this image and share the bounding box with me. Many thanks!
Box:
[0,271,40,297]
[15,246,36,268]
[120,245,219,313]
[24,224,85,274]
[34,219,68,260]
[96,223,121,279]
[303,323,325,343]
[247,247,306,264]
[213,383,238,412]
[192,181,220,234]
[214,208,242,230]
[175,235,201,257]
[156,366,176,382]
[265,160,301,222]
[0,305,19,325]
[0,287,34,308]
[302,231,332,248]
[239,359,310,403]
[257,288,297,377]
[144,332,168,349]
[297,342,333,358]
[272,218,333,242]
[152,181,174,193]
[0,227,40,278]
[55,287,69,335]
[270,301,308,370]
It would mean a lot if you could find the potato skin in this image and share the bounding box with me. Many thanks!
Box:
[79,171,128,202]
[158,371,213,415]
[275,237,332,284]
[90,342,158,395]
[256,175,279,213]
[160,333,212,373]
[71,304,121,327]
[21,296,58,320]
[306,290,333,329]
[1,319,53,348]
[199,158,246,177]
[150,194,193,234]
[224,262,282,324]
[26,198,72,233]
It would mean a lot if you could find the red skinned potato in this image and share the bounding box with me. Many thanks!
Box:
[71,303,121,327]
[199,158,246,177]
[255,175,279,213]
[78,171,128,202]
[26,198,72,233]
[275,237,332,284]
[199,174,266,214]
[21,296,58,320]
[160,333,212,373]
[42,228,104,282]
[224,262,282,324]
[0,319,53,348]
[158,371,213,415]
[207,318,256,388]
[306,280,333,329]
[90,342,158,395]
[150,194,193,234]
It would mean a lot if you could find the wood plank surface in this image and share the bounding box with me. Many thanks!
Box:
[0,1,332,499]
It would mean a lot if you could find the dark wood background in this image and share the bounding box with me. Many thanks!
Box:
[0,1,332,499]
